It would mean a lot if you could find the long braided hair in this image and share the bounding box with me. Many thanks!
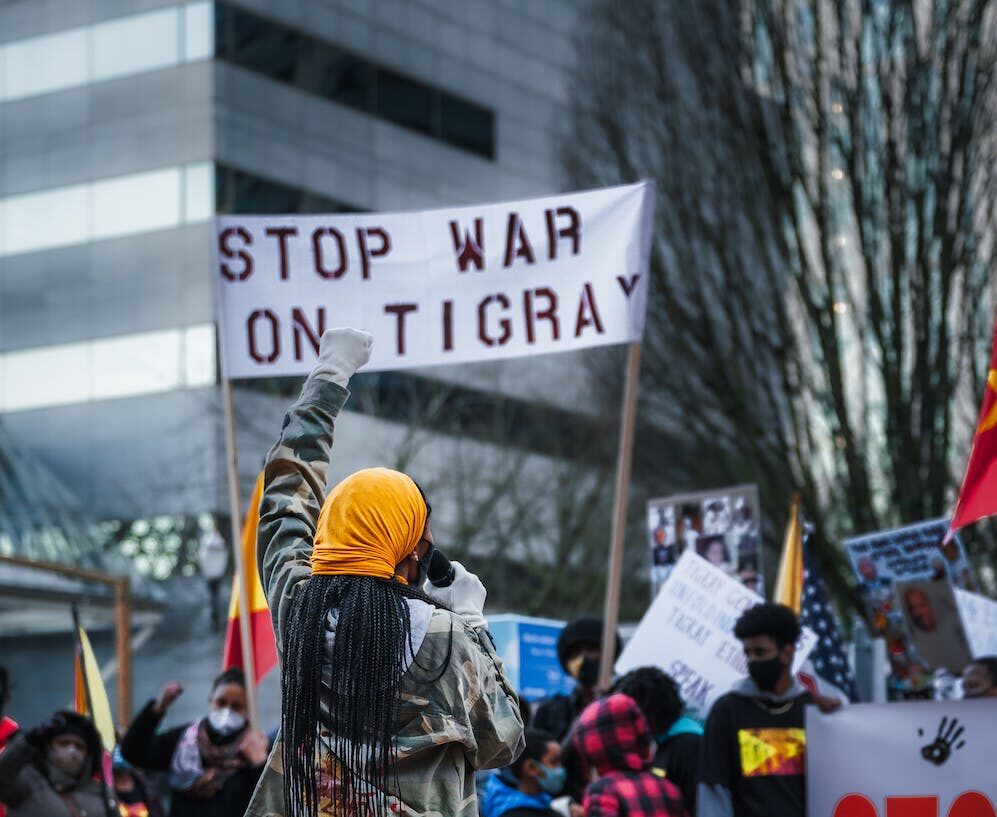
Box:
[281,501,452,817]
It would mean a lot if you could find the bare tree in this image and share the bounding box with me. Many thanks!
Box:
[565,0,997,604]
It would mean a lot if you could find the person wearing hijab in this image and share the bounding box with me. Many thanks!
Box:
[119,669,268,817]
[244,328,525,817]
[0,709,110,817]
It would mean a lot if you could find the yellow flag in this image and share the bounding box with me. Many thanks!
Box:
[774,493,804,614]
[74,622,116,751]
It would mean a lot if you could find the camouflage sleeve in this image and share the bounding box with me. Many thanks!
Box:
[452,621,526,769]
[257,376,350,650]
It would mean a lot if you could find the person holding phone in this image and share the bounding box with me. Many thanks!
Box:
[244,328,525,817]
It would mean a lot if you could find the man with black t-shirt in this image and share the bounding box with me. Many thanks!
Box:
[697,603,835,817]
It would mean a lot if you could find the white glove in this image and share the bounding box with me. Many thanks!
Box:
[423,561,487,630]
[310,328,373,387]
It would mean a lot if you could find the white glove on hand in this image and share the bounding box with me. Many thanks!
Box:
[310,328,373,387]
[423,561,487,630]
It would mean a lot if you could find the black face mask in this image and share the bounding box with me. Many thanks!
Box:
[577,655,600,688]
[418,543,435,586]
[747,656,785,692]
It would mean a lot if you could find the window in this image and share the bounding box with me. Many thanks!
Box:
[0,162,213,257]
[214,2,495,159]
[0,3,213,104]
[0,325,216,412]
[215,164,356,215]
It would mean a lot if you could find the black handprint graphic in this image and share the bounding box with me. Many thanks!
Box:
[918,717,966,766]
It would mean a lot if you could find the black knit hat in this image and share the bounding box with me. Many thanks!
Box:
[556,616,621,672]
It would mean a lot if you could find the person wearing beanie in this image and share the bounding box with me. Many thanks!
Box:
[534,616,620,743]
[0,709,111,817]
[571,694,685,817]
[242,328,524,817]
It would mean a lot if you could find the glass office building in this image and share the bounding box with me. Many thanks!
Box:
[0,0,583,541]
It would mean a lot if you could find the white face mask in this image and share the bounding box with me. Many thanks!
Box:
[207,707,246,736]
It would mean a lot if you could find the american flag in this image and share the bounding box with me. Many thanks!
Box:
[800,529,858,700]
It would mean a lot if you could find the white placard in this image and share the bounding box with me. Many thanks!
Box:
[215,182,655,378]
[615,550,816,718]
[808,701,997,817]
[955,588,997,658]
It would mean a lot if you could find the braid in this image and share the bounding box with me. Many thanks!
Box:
[281,575,452,817]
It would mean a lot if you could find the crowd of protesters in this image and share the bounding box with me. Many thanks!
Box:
[2,330,995,817]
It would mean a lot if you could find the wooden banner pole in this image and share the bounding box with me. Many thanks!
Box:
[221,378,259,729]
[598,341,642,690]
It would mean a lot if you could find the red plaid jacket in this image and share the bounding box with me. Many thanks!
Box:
[572,694,686,817]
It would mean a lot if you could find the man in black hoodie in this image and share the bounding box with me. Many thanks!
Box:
[698,603,832,817]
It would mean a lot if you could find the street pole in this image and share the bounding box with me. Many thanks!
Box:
[598,341,642,690]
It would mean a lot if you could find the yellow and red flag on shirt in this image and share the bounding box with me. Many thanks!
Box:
[948,319,997,539]
[774,493,804,614]
[222,471,278,683]
[72,611,116,752]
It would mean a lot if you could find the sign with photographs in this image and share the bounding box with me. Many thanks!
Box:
[844,519,975,695]
[894,580,973,674]
[808,701,997,817]
[647,484,762,596]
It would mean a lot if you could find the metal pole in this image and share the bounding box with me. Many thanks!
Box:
[221,377,259,729]
[114,577,132,725]
[598,342,642,690]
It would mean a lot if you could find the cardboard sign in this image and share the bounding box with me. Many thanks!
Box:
[215,182,655,377]
[894,580,973,673]
[647,484,763,597]
[615,550,816,718]
[808,701,997,817]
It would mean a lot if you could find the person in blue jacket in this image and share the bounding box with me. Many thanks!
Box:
[482,728,567,817]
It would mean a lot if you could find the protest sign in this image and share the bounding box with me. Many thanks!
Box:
[487,614,575,702]
[215,182,655,377]
[647,485,762,597]
[954,588,997,658]
[894,580,973,673]
[808,701,997,817]
[616,550,815,718]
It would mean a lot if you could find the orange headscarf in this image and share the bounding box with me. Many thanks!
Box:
[311,467,427,583]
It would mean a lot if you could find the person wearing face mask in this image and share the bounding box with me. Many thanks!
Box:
[962,656,997,699]
[242,329,524,817]
[0,709,110,817]
[119,669,268,817]
[698,603,816,817]
[482,729,572,817]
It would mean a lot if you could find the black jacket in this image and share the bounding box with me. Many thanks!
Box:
[120,700,263,817]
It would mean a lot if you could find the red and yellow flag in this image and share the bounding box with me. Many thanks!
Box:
[222,472,278,683]
[73,617,116,752]
[774,493,803,614]
[948,320,997,538]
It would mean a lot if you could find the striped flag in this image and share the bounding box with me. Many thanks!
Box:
[222,471,278,683]
[72,610,116,752]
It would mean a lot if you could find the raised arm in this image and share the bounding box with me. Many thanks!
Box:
[257,329,372,647]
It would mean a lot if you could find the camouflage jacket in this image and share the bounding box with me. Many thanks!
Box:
[246,376,525,817]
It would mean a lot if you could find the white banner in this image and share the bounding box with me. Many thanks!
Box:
[955,588,997,658]
[808,701,997,817]
[615,550,816,718]
[215,182,655,378]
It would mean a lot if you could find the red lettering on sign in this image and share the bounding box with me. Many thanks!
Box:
[357,227,391,280]
[219,227,253,281]
[886,796,938,817]
[545,206,580,259]
[264,227,298,281]
[385,303,418,355]
[833,795,878,817]
[574,282,605,337]
[292,307,325,360]
[503,212,536,267]
[449,218,485,272]
[248,309,280,363]
[442,300,454,351]
[311,227,348,279]
[524,287,560,344]
[478,294,512,346]
[947,793,997,817]
[617,274,641,297]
